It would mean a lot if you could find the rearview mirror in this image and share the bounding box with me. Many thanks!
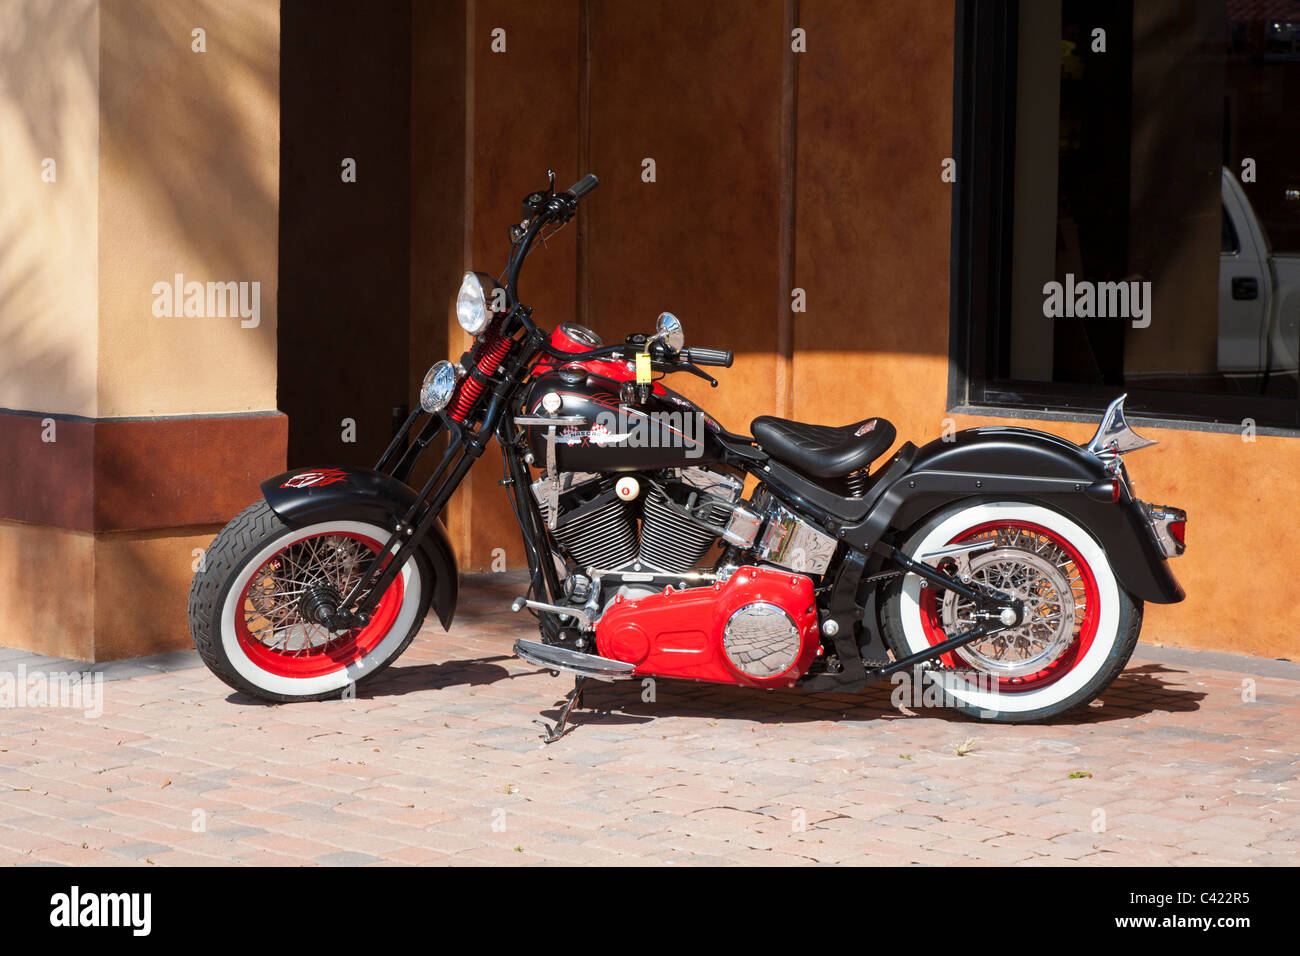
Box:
[655,311,685,351]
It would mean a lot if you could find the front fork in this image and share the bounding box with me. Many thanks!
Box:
[311,335,549,631]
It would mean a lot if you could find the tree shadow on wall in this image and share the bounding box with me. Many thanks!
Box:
[0,0,280,423]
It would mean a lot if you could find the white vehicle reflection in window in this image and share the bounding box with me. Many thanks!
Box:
[1218,166,1300,385]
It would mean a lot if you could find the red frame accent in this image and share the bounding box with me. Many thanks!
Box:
[450,326,511,423]
[916,520,1100,694]
[234,531,405,679]
[594,566,820,688]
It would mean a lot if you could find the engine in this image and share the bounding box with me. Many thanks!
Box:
[529,464,840,686]
[533,465,838,579]
[534,466,749,575]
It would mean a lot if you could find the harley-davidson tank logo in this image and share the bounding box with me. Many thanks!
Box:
[281,468,349,489]
[855,420,877,437]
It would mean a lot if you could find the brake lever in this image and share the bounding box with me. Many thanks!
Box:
[651,343,718,387]
[679,361,718,387]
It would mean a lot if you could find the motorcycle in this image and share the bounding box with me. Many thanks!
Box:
[188,171,1187,740]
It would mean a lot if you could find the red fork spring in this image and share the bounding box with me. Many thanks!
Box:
[449,330,511,422]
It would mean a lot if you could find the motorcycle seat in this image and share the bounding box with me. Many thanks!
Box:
[750,415,897,479]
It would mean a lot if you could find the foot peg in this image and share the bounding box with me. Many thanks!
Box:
[511,596,592,628]
[513,638,635,681]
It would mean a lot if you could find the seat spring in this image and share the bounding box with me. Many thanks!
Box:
[846,468,870,497]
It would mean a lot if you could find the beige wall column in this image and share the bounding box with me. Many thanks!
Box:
[0,0,285,661]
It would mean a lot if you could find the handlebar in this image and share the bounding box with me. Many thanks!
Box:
[538,340,732,381]
[681,347,734,368]
[567,173,599,199]
[505,173,600,326]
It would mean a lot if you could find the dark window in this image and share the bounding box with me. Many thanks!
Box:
[952,0,1300,429]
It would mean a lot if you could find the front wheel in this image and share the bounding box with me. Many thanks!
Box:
[879,500,1142,723]
[188,501,432,702]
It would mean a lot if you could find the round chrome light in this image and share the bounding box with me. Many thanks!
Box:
[420,360,458,412]
[456,272,496,336]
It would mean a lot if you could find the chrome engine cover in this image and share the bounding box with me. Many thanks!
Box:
[722,601,802,678]
[755,499,837,575]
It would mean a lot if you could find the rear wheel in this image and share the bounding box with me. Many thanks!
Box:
[880,500,1142,722]
[188,501,431,702]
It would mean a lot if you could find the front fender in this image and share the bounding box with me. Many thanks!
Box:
[260,466,459,629]
[845,427,1185,604]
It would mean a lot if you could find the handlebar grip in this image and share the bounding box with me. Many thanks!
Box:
[567,173,599,199]
[683,347,734,368]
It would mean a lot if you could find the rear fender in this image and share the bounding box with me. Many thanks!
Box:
[843,427,1184,604]
[260,467,459,629]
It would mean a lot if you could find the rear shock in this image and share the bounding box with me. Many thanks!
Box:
[449,323,512,423]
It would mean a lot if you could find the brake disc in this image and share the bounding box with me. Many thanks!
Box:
[938,547,1076,678]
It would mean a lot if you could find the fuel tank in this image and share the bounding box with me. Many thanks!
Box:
[521,366,725,472]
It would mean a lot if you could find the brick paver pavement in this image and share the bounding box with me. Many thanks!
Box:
[1,573,1296,866]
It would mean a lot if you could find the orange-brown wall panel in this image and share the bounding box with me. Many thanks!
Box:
[433,0,1296,666]
[1,410,285,532]
[792,0,954,448]
[0,522,95,660]
[585,0,788,435]
[457,0,582,569]
[94,526,224,660]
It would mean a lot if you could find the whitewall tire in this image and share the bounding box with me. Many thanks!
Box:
[188,501,431,702]
[880,501,1142,722]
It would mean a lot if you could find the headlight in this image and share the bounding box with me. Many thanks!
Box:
[420,360,458,413]
[456,272,498,336]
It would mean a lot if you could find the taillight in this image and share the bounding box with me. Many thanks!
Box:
[1110,478,1121,503]
[1168,520,1186,545]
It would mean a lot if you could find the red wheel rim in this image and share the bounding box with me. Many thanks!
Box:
[234,531,405,679]
[917,520,1099,694]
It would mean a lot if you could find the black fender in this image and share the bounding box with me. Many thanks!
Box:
[259,466,458,629]
[842,427,1184,604]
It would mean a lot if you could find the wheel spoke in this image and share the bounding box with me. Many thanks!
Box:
[240,533,383,657]
[938,527,1082,678]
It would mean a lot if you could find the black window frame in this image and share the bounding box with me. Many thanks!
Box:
[948,0,1300,432]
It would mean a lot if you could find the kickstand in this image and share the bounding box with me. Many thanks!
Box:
[535,676,586,744]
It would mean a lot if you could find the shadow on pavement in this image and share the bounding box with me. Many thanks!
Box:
[222,654,1205,728]
[531,661,1207,733]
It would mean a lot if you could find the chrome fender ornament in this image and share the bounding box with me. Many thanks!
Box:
[1084,394,1157,456]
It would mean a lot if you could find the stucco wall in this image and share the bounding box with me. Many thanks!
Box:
[97,0,280,418]
[0,0,284,662]
[0,0,100,418]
